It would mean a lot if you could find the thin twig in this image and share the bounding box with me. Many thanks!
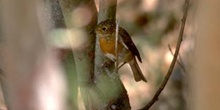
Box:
[115,20,120,73]
[168,44,186,73]
[139,0,190,109]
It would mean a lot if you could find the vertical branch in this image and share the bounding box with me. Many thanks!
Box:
[50,0,66,28]
[58,0,97,109]
[98,0,117,21]
[94,0,131,110]
[140,0,190,109]
[49,0,79,109]
[115,20,120,73]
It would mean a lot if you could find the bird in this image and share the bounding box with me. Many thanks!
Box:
[95,19,147,82]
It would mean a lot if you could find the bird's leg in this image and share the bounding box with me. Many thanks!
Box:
[118,62,126,69]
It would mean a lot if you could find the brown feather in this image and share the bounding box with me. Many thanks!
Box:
[119,27,142,62]
[96,19,142,62]
[129,58,147,82]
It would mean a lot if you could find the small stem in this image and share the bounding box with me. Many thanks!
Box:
[115,20,120,73]
[168,44,186,73]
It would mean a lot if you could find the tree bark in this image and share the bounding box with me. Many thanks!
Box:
[93,0,131,109]
[58,0,97,109]
[58,0,130,109]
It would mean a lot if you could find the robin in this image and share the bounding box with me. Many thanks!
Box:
[95,19,147,82]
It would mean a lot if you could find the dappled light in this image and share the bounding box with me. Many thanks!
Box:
[50,28,88,50]
[1,0,218,110]
[71,6,93,27]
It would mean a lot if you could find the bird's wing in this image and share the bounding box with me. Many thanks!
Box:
[119,27,142,62]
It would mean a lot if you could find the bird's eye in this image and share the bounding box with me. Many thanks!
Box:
[102,27,107,31]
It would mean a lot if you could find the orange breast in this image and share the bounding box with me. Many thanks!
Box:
[99,38,123,55]
[99,38,115,55]
[99,37,134,62]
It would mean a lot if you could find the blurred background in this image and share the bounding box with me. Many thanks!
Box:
[114,0,193,109]
[0,0,195,110]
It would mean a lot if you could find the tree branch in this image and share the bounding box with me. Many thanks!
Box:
[140,0,190,109]
[168,44,186,73]
[58,0,97,109]
[94,0,131,109]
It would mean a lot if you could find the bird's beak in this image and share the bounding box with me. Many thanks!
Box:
[95,25,99,33]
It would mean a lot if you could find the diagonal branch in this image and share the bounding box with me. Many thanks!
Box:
[168,44,186,73]
[140,0,190,109]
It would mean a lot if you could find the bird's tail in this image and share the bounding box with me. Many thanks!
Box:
[129,58,147,82]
